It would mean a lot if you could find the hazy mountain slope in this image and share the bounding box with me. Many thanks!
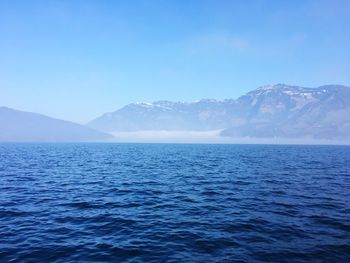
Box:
[221,84,350,139]
[0,107,113,142]
[88,84,350,139]
[88,99,238,132]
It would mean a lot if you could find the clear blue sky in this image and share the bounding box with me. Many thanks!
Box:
[1,0,349,123]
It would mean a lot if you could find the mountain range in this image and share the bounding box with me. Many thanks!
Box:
[1,84,349,142]
[88,84,350,140]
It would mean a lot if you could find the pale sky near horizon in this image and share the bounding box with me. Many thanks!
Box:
[1,0,350,123]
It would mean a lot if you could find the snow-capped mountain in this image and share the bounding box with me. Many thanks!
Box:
[222,84,350,139]
[88,84,350,139]
[88,99,237,132]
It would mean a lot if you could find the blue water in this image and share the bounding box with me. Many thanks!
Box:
[0,143,349,262]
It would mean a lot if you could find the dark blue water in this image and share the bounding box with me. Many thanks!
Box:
[0,143,349,262]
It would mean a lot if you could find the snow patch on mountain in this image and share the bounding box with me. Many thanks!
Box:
[87,84,350,140]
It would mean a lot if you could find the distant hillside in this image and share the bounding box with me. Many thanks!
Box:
[0,107,113,142]
[88,84,350,140]
[221,84,350,139]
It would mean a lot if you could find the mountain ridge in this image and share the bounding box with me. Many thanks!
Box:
[0,107,113,142]
[88,84,350,140]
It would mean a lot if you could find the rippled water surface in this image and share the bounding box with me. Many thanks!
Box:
[0,143,349,262]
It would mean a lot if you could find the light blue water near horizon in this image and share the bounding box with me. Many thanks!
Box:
[0,143,349,262]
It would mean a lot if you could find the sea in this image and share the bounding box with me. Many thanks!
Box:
[0,143,349,262]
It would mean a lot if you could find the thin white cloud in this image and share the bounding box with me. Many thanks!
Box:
[182,31,307,59]
[184,33,251,54]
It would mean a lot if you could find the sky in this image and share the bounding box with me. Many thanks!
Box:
[0,0,350,123]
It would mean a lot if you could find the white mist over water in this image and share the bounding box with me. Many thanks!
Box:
[111,130,222,143]
[109,130,350,145]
